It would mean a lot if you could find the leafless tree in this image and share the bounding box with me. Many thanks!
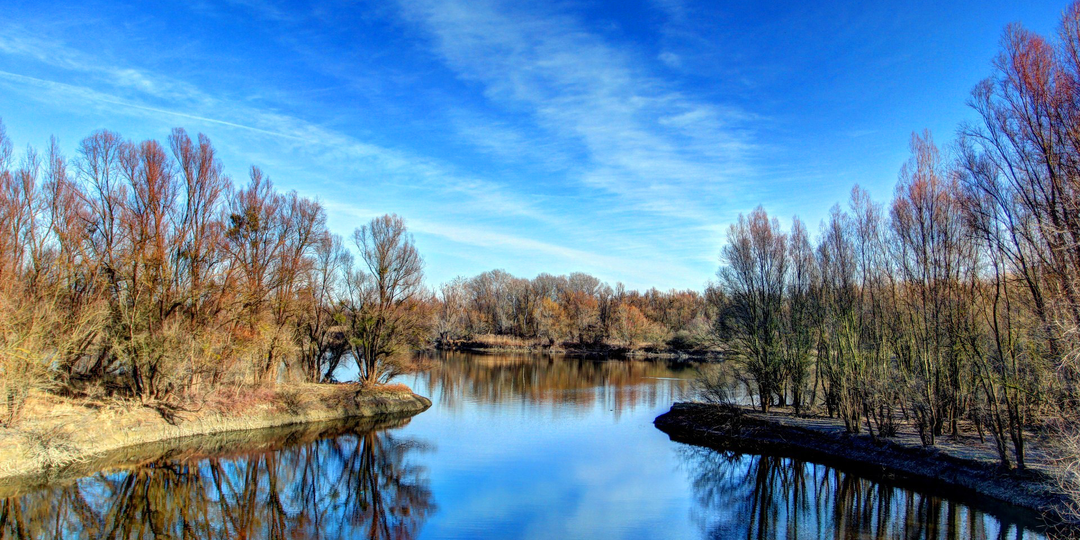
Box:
[344,214,427,384]
[717,206,788,412]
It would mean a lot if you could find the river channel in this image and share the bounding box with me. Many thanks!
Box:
[0,352,1055,539]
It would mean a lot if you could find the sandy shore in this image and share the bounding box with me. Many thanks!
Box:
[655,402,1074,530]
[0,383,431,483]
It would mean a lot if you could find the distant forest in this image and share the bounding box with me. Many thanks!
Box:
[432,270,714,351]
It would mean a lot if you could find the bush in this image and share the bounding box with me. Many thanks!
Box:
[692,362,741,411]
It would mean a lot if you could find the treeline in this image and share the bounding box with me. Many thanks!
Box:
[432,269,716,352]
[713,4,1080,472]
[0,123,427,426]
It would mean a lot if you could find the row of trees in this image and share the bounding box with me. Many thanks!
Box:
[0,122,428,425]
[716,3,1080,471]
[433,269,715,351]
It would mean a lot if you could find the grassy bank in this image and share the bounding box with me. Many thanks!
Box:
[655,402,1072,530]
[0,383,431,481]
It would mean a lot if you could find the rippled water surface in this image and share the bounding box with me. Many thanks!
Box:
[0,352,1055,539]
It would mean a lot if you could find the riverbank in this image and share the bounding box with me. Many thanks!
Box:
[0,383,431,481]
[436,334,720,359]
[0,412,418,498]
[655,402,1074,530]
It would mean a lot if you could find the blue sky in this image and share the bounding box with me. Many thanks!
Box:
[0,0,1065,290]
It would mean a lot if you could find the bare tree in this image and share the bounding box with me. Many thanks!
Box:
[781,216,816,415]
[717,206,788,412]
[344,214,427,385]
[816,203,864,431]
[296,234,350,383]
[890,131,976,444]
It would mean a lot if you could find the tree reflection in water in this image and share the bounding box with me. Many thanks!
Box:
[679,445,1048,540]
[0,423,433,539]
[417,351,694,415]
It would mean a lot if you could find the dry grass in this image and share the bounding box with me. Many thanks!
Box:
[196,386,278,416]
[470,334,534,349]
[276,388,305,415]
[372,382,413,394]
[18,425,85,471]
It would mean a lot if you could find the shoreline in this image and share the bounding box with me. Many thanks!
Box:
[654,402,1073,531]
[0,383,431,483]
[434,340,720,360]
[0,412,420,497]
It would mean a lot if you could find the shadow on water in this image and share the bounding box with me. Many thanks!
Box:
[679,444,1053,540]
[0,416,434,539]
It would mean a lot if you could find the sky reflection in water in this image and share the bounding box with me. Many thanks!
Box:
[0,353,1054,539]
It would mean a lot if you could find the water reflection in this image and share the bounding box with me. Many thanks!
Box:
[416,351,695,416]
[0,417,433,539]
[680,445,1047,540]
[0,354,1059,539]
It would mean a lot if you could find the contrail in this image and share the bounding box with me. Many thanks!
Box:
[0,69,309,142]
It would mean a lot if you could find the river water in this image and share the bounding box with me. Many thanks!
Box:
[0,352,1055,539]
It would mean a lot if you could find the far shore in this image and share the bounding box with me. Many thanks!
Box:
[655,402,1074,532]
[435,336,720,359]
[0,383,431,483]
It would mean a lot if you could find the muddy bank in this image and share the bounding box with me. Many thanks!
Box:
[0,384,431,482]
[655,402,1073,530]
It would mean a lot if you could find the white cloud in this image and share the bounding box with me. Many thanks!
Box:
[658,51,682,69]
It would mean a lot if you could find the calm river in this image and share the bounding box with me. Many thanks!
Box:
[0,352,1055,539]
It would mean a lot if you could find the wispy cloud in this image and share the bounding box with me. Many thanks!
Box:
[396,0,761,223]
[0,3,748,289]
[408,218,702,288]
[0,71,313,141]
[0,25,555,227]
[0,24,211,106]
[324,195,705,288]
